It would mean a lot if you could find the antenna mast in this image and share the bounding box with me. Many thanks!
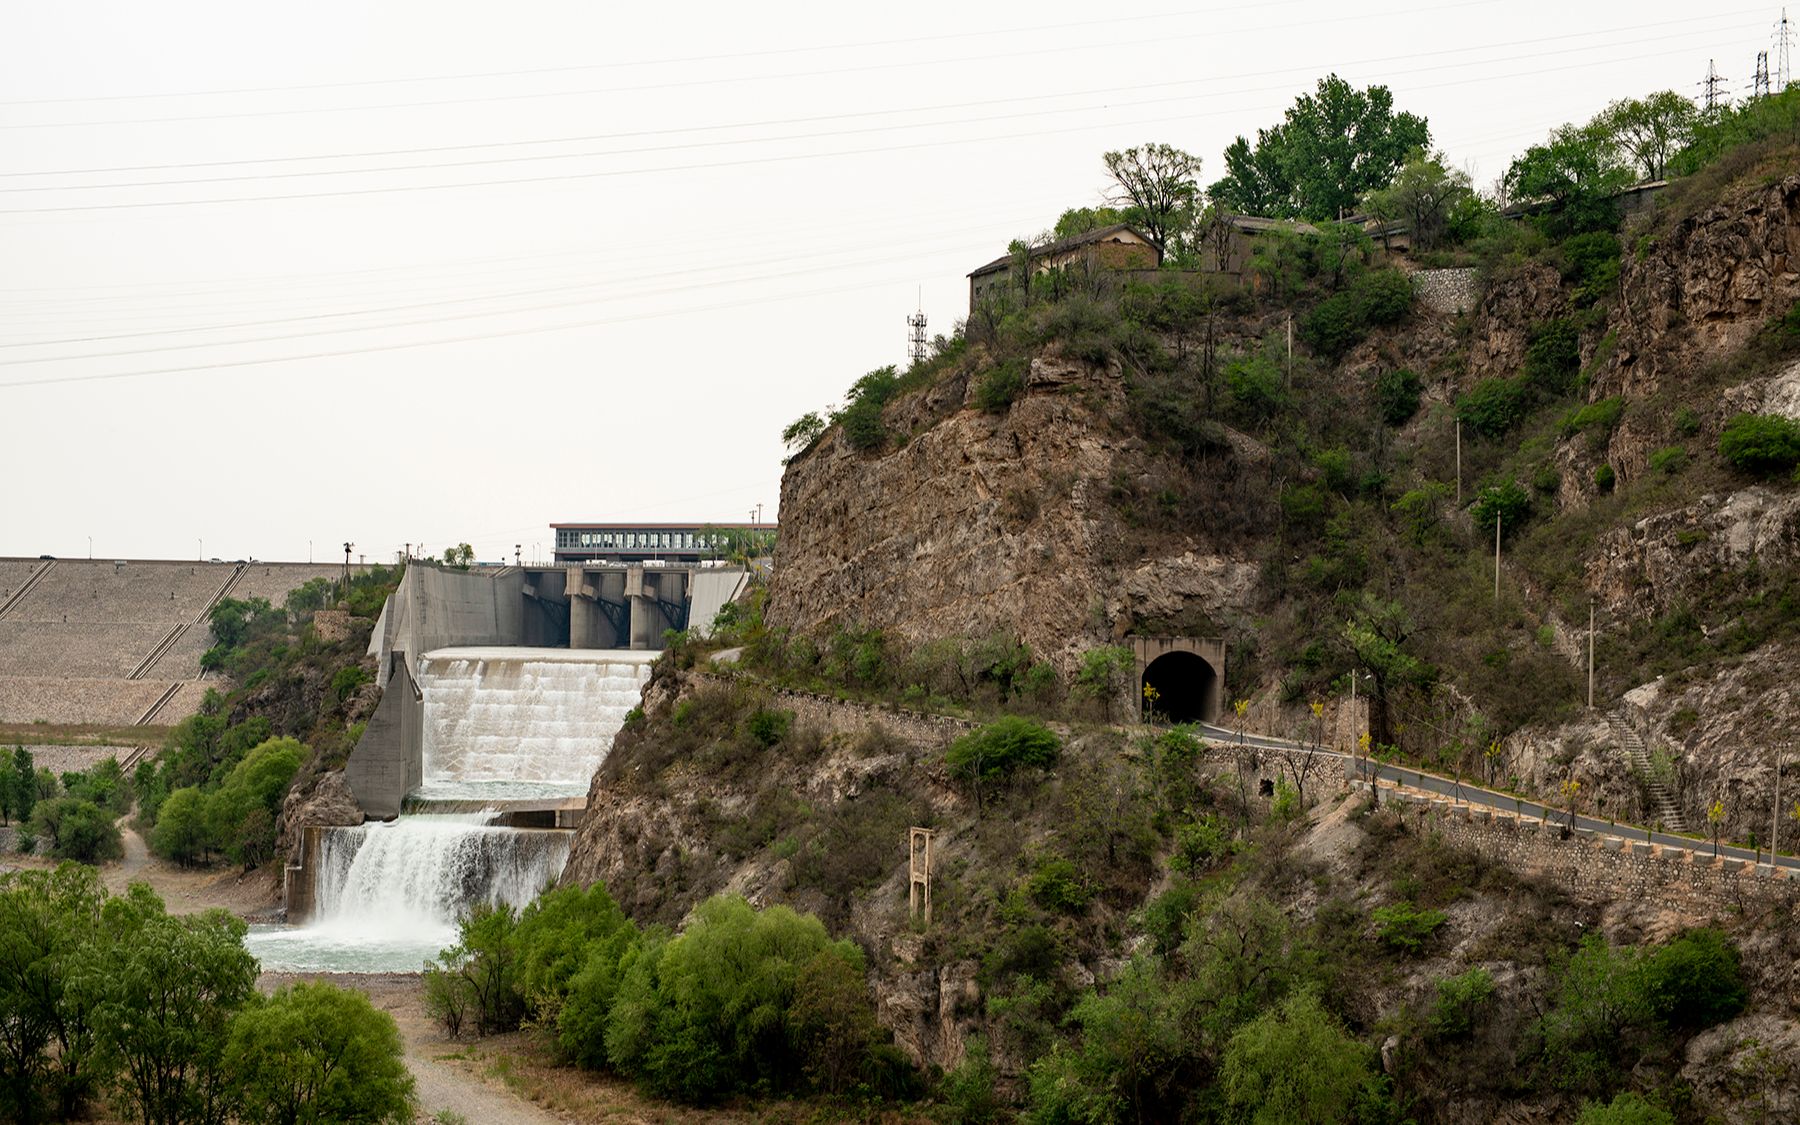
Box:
[906,289,928,367]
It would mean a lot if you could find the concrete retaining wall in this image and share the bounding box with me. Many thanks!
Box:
[343,653,424,819]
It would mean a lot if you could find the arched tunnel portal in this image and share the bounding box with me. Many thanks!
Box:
[1131,636,1226,725]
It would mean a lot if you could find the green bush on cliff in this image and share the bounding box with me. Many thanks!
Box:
[1718,413,1800,475]
[946,716,1060,795]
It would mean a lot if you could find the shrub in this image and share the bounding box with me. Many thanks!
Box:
[1718,413,1800,474]
[224,981,416,1124]
[1428,967,1494,1039]
[605,895,867,1103]
[946,717,1060,794]
[1300,269,1413,360]
[973,359,1026,413]
[1673,406,1701,436]
[1523,318,1582,396]
[1458,377,1528,438]
[1639,927,1745,1030]
[1371,901,1447,955]
[1575,1092,1675,1125]
[744,707,792,749]
[937,1035,1001,1124]
[1470,480,1531,535]
[1024,857,1090,914]
[1171,814,1236,874]
[1649,445,1686,474]
[425,904,524,1037]
[1375,367,1423,426]
[1594,463,1616,492]
[28,798,122,864]
[1565,396,1625,439]
[1220,988,1372,1125]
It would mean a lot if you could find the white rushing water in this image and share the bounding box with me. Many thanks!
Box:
[249,813,572,972]
[414,647,656,800]
[248,648,652,973]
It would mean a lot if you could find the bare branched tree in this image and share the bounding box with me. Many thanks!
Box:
[1102,143,1203,252]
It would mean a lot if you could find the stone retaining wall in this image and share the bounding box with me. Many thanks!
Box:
[1412,267,1481,315]
[1382,789,1800,913]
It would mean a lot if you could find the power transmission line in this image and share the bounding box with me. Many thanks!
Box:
[1,9,1751,180]
[0,0,1518,132]
[0,27,1761,216]
[0,272,935,391]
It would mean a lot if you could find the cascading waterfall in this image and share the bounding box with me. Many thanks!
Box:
[415,647,655,800]
[248,647,653,973]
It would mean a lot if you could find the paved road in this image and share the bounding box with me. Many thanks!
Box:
[1196,723,1800,874]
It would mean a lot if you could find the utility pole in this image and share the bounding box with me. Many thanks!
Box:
[1587,601,1596,709]
[1285,314,1294,386]
[1700,59,1729,113]
[1773,743,1784,864]
[515,544,522,567]
[341,541,353,597]
[1753,51,1772,101]
[1493,513,1502,601]
[1455,419,1462,505]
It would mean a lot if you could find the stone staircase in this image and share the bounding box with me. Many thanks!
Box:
[1610,708,1687,833]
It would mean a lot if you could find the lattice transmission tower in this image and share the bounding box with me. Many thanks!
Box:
[1699,59,1730,112]
[1778,8,1795,90]
[1753,51,1771,100]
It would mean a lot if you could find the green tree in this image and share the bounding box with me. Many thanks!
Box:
[1638,927,1746,1030]
[946,717,1061,806]
[788,949,878,1094]
[440,543,474,569]
[1219,988,1371,1125]
[0,864,110,1123]
[1537,934,1652,1093]
[1374,367,1423,426]
[224,981,415,1125]
[1504,124,1634,236]
[1341,596,1434,750]
[425,903,524,1037]
[203,737,305,869]
[1025,958,1195,1123]
[28,798,122,864]
[1101,143,1202,252]
[1073,645,1134,722]
[84,884,257,1125]
[1471,480,1532,538]
[1595,91,1696,181]
[1209,75,1430,221]
[1054,205,1126,240]
[1361,151,1474,249]
[781,411,826,458]
[149,787,211,865]
[511,882,637,1023]
[605,895,862,1103]
[9,748,37,826]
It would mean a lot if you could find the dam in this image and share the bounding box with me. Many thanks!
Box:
[345,561,745,819]
[256,560,729,971]
[253,645,651,972]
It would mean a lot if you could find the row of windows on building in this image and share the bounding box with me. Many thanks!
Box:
[555,529,720,551]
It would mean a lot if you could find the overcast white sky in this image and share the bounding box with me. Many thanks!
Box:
[0,1,1787,564]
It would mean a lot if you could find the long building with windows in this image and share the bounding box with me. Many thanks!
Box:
[550,522,776,565]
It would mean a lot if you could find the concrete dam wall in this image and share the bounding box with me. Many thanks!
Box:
[346,562,744,818]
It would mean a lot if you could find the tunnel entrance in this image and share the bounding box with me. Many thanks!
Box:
[1142,650,1219,725]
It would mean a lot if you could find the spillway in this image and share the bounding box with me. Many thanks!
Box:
[249,647,653,973]
[415,647,656,801]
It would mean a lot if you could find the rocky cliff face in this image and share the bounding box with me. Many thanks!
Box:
[765,351,1259,669]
